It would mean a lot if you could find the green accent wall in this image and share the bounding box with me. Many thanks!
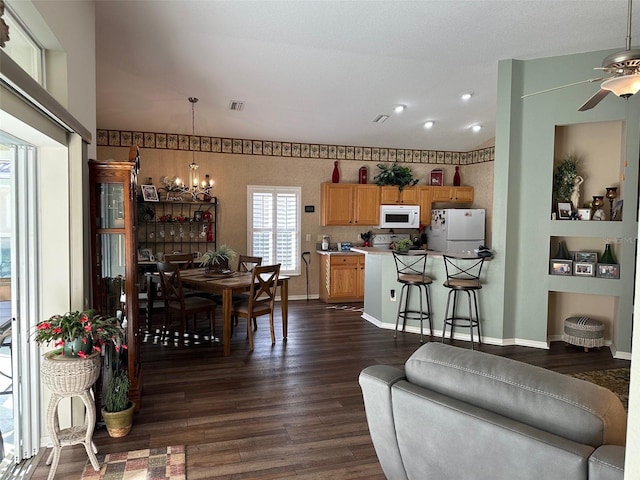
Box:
[495,49,640,354]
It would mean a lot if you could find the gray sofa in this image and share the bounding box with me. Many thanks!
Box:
[359,342,626,480]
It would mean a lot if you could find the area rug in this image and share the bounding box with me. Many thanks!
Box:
[569,368,630,411]
[81,445,185,480]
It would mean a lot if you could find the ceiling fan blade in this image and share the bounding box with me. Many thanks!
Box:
[578,89,611,111]
[521,78,603,99]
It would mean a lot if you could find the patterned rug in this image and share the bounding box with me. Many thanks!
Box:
[81,445,185,480]
[569,368,630,411]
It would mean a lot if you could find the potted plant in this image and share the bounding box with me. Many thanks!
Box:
[553,153,579,202]
[373,162,419,190]
[101,368,135,437]
[392,238,414,252]
[34,309,126,358]
[200,244,237,272]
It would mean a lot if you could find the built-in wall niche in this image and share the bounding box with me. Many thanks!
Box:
[553,121,624,219]
[547,291,618,343]
[549,236,620,266]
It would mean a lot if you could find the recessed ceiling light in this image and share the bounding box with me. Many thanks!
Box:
[461,93,473,101]
[372,114,390,123]
[423,121,434,129]
[470,124,482,132]
[393,105,406,113]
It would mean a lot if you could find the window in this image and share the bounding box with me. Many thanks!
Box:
[2,5,44,85]
[248,186,301,276]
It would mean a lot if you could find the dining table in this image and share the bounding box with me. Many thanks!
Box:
[177,268,289,356]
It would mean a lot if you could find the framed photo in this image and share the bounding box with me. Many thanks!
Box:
[556,202,572,220]
[612,200,623,221]
[577,208,591,221]
[549,259,573,276]
[141,184,159,202]
[596,263,620,279]
[574,251,598,264]
[430,168,443,186]
[193,210,204,222]
[574,262,595,276]
[138,248,154,262]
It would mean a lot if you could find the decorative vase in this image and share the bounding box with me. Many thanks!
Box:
[453,166,461,186]
[332,161,340,183]
[358,166,368,184]
[62,338,93,357]
[600,243,617,264]
[554,240,571,260]
[101,401,136,438]
[40,351,101,395]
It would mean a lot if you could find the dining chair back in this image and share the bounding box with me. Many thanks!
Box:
[156,261,217,344]
[237,255,262,272]
[232,263,281,351]
[164,253,195,269]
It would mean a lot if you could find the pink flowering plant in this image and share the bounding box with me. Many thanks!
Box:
[34,309,126,357]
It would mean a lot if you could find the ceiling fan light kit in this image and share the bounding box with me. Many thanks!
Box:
[524,0,640,111]
[601,74,640,97]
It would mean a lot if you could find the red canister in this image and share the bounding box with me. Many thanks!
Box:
[359,166,368,184]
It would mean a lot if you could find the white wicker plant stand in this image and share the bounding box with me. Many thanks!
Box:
[40,351,101,480]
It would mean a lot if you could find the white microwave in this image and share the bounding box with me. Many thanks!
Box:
[379,204,420,229]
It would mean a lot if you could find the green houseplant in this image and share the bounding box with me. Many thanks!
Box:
[200,244,238,272]
[373,162,419,191]
[34,309,125,357]
[553,154,579,202]
[392,238,414,252]
[101,369,135,437]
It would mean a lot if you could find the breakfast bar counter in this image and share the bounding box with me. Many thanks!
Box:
[351,247,504,345]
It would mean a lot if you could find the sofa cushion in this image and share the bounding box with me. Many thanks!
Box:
[404,343,627,447]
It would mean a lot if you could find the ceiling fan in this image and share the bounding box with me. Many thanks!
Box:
[522,0,640,111]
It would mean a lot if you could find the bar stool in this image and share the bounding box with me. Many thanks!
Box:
[392,252,433,343]
[441,255,485,349]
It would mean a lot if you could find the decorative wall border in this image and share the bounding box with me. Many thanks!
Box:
[97,129,494,165]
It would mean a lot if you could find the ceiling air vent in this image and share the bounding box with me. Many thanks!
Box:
[229,100,245,111]
[372,114,389,123]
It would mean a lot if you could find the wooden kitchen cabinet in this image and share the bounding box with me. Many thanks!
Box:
[418,187,433,225]
[321,183,380,226]
[431,186,474,203]
[380,186,418,204]
[319,253,365,303]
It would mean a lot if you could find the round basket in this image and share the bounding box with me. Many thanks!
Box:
[41,351,101,395]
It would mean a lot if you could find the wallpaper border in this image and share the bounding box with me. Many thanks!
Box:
[97,129,494,165]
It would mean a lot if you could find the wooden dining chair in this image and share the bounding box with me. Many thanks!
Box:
[231,263,280,351]
[237,255,262,272]
[156,261,217,344]
[164,253,200,297]
[232,255,264,316]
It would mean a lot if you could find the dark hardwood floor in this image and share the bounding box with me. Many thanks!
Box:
[30,300,630,479]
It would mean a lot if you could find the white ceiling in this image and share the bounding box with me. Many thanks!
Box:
[95,0,640,153]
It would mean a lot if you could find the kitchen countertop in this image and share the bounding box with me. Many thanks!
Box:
[351,247,484,259]
[316,249,364,256]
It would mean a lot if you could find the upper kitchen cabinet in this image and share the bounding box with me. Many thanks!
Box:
[321,183,380,226]
[431,186,474,203]
[380,186,418,204]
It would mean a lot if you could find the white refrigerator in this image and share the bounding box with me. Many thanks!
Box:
[429,209,485,253]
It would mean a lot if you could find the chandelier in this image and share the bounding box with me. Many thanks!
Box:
[164,97,214,202]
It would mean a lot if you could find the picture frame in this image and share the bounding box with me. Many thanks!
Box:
[193,210,204,222]
[574,262,595,277]
[556,202,572,220]
[612,200,623,221]
[141,184,159,202]
[577,208,591,221]
[574,251,598,264]
[138,248,154,262]
[549,259,573,276]
[596,263,620,279]
[430,168,443,186]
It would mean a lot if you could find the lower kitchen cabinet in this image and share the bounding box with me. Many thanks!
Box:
[319,253,365,303]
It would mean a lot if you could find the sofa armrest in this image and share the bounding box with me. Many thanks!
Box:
[359,365,408,480]
[589,445,624,480]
